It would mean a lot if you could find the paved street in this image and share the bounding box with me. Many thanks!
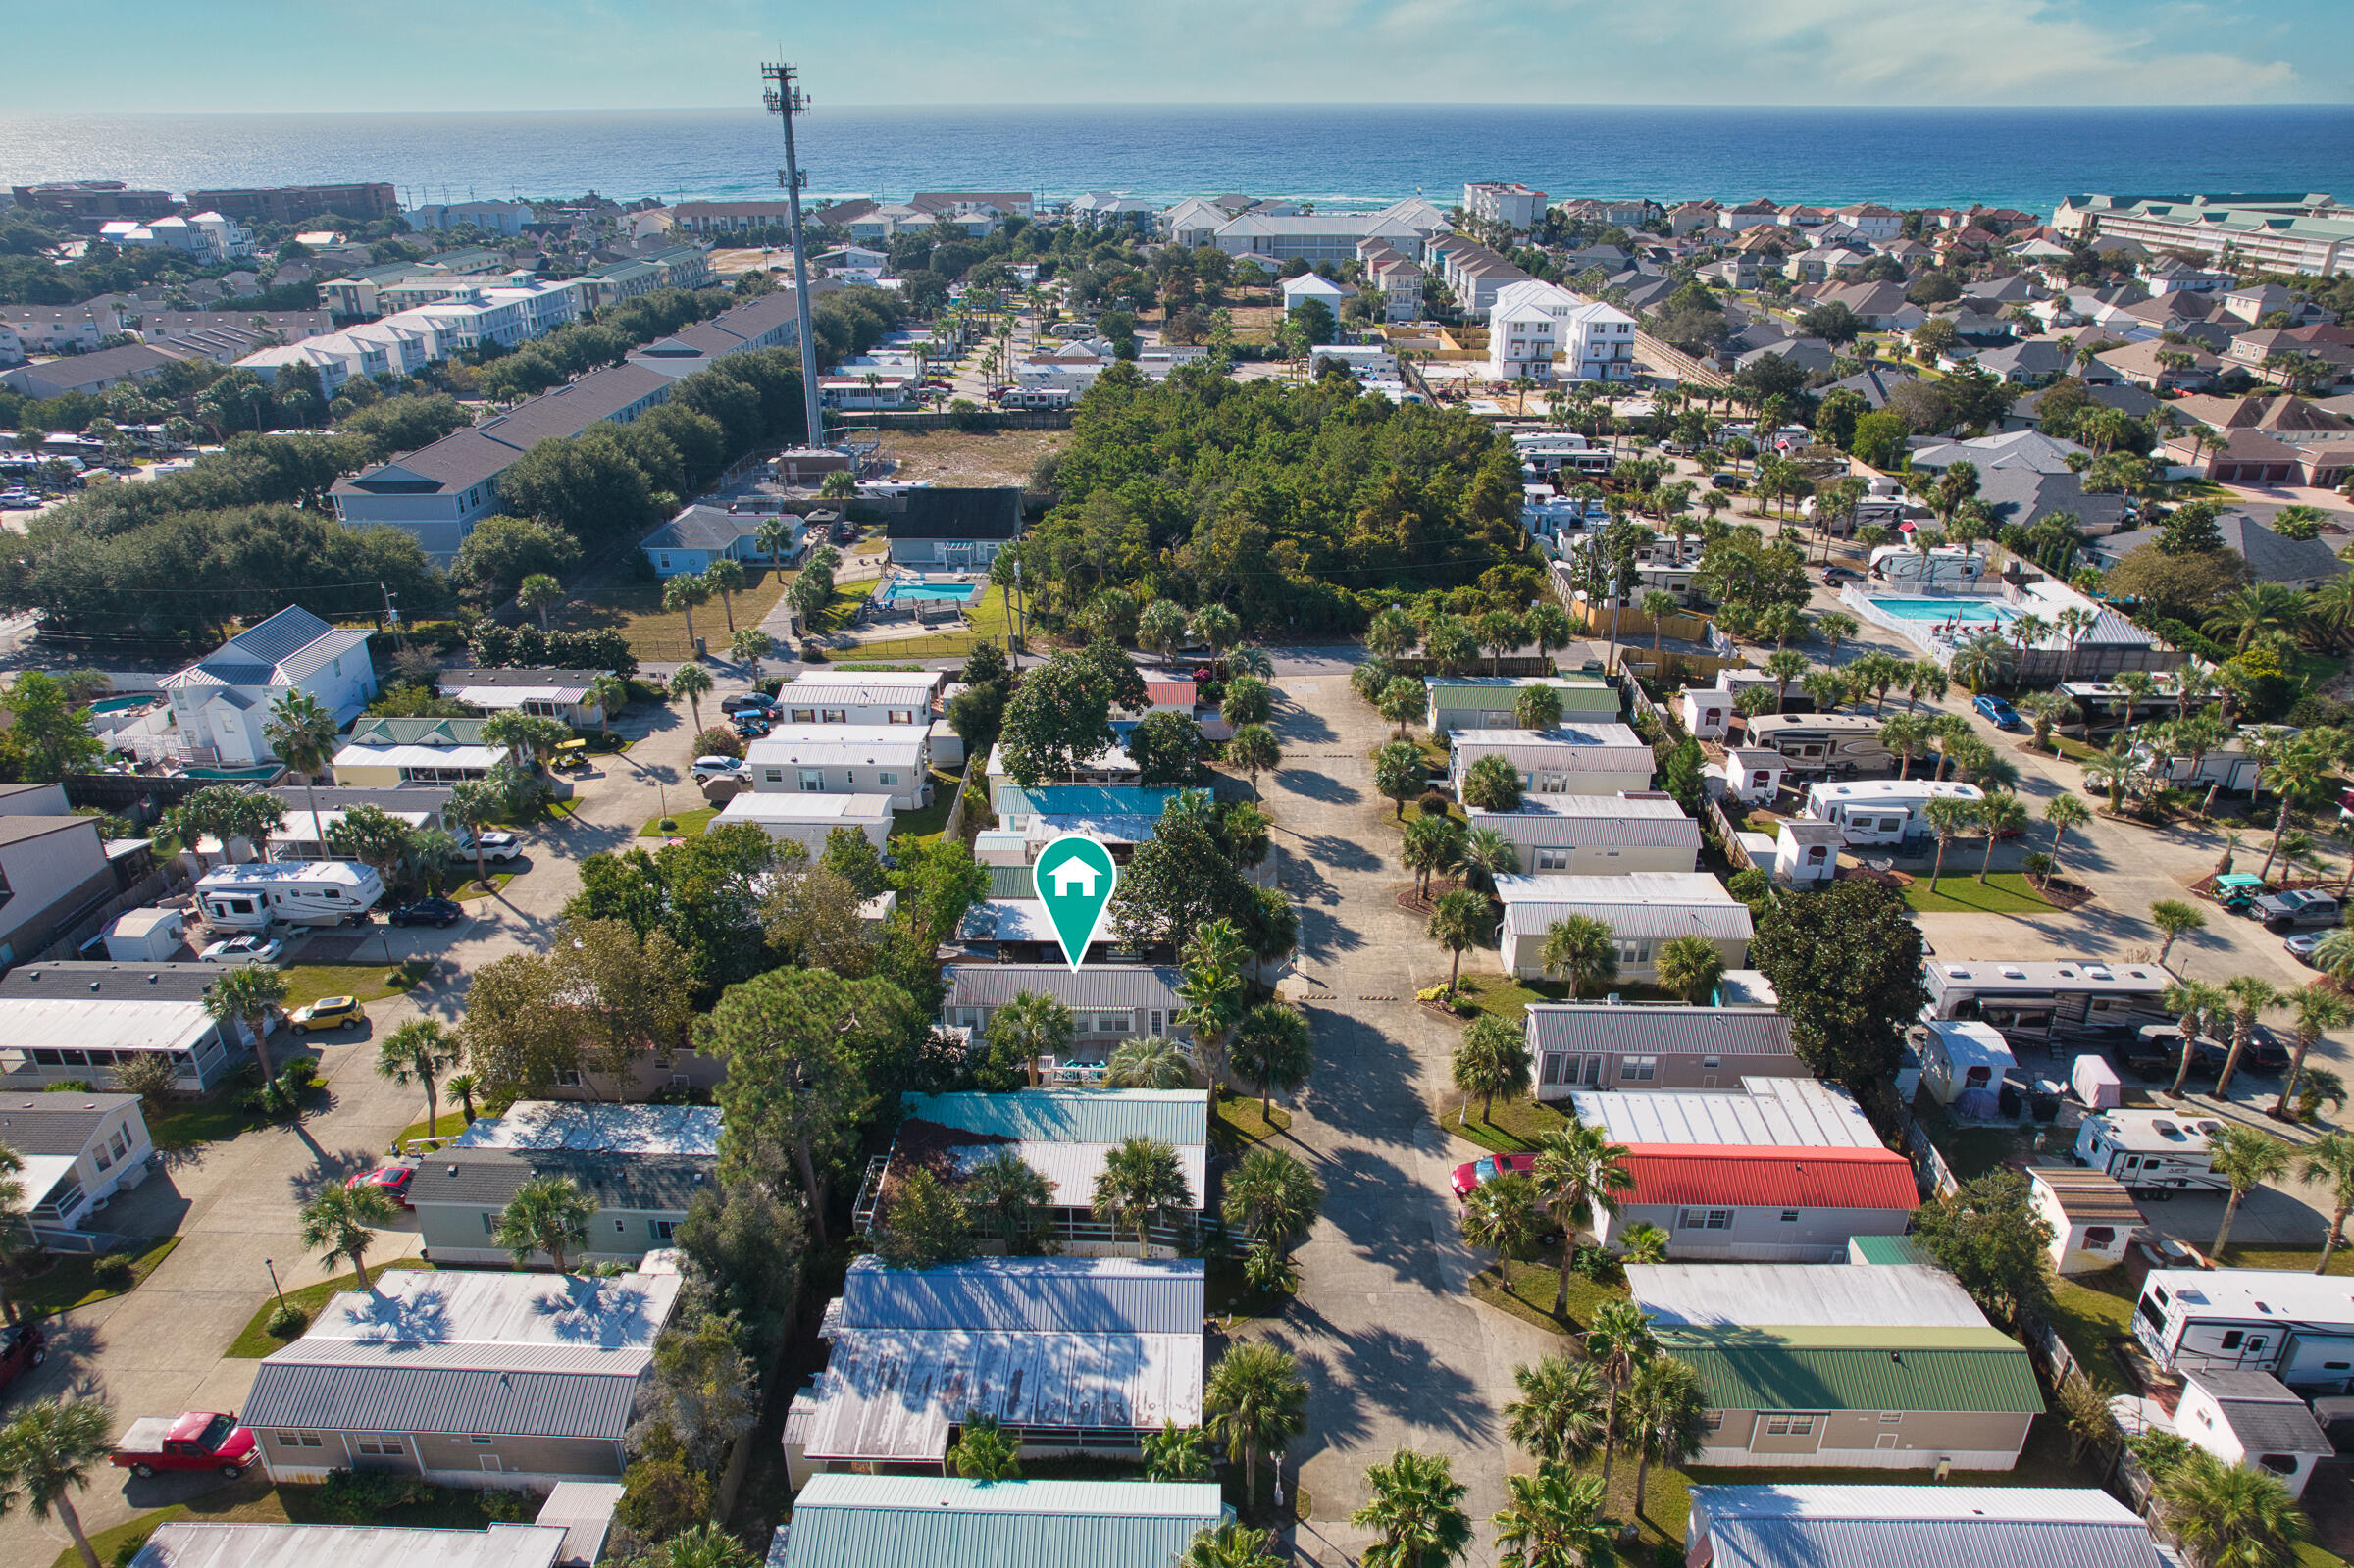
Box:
[0,672,719,1564]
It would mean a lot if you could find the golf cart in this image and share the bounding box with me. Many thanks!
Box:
[2213,873,2266,912]
[553,739,591,774]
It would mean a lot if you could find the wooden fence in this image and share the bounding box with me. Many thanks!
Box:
[1901,1115,1963,1199]
[941,746,989,845]
[1567,598,1715,644]
[1704,796,1754,872]
[1632,330,1731,389]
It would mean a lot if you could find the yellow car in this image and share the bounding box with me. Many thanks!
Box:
[288,996,364,1035]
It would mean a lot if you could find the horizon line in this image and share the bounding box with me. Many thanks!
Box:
[4,100,2351,117]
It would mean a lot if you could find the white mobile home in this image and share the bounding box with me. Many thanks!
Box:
[2175,1371,2333,1498]
[1424,677,1619,733]
[1466,794,1700,875]
[2073,1108,2227,1196]
[194,860,382,930]
[745,726,933,810]
[1495,872,1753,981]
[1923,958,2175,1042]
[1741,715,1893,777]
[778,672,946,727]
[1804,779,1984,844]
[713,792,896,852]
[1449,724,1654,798]
[2135,1269,2354,1392]
[1526,1001,1803,1099]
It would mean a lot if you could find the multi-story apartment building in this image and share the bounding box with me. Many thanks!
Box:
[1486,280,1637,382]
[2053,193,2354,278]
[190,183,398,223]
[1463,181,1548,229]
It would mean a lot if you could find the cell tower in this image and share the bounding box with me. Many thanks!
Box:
[760,61,828,453]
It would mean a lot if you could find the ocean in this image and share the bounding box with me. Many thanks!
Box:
[1,105,2348,216]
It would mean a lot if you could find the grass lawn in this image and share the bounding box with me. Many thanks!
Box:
[11,1237,179,1320]
[391,1108,470,1149]
[888,773,964,843]
[1209,1092,1292,1154]
[2217,1242,2354,1275]
[2047,1267,2138,1395]
[838,583,1019,663]
[556,565,791,663]
[2049,734,2101,762]
[146,1091,273,1153]
[1447,1093,1576,1154]
[226,1260,434,1358]
[277,963,418,1010]
[1454,971,1575,1025]
[1466,1253,1628,1336]
[639,805,721,838]
[1905,872,2057,915]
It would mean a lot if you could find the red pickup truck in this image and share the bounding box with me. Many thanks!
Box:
[111,1412,259,1479]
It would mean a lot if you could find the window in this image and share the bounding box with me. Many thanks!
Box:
[1765,1415,1816,1437]
[879,772,899,786]
[1619,1056,1657,1082]
[2222,1331,2245,1350]
[1702,1057,1721,1069]
[93,1139,112,1172]
[553,1069,582,1087]
[470,1436,494,1445]
[791,709,816,724]
[654,1220,677,1240]
[1779,1210,1800,1223]
[1581,1056,1603,1087]
[1879,1412,1903,1423]
[1542,1053,1569,1086]
[821,709,847,724]
[799,770,824,792]
[2085,1227,2117,1248]
[1535,848,1569,871]
[1700,1412,1722,1432]
[355,1437,405,1456]
[888,709,914,725]
[1677,1208,1731,1231]
[764,768,783,784]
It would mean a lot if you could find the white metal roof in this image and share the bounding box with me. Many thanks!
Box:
[129,1522,568,1568]
[2144,1268,2354,1325]
[716,792,896,825]
[747,727,929,768]
[1630,1263,1989,1329]
[1570,1076,1879,1147]
[1451,724,1651,770]
[0,996,218,1053]
[1688,1486,2159,1568]
[290,1268,680,1357]
[333,742,505,770]
[448,1101,720,1156]
[1497,873,1754,942]
[444,680,595,706]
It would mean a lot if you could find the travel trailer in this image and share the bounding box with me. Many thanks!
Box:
[1922,958,2175,1043]
[194,861,383,931]
[2072,1108,2227,1196]
[1740,714,1893,777]
[2135,1269,2354,1392]
[1803,779,1985,843]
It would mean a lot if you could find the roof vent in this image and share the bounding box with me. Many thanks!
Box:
[88,983,99,992]
[446,1164,457,1175]
[2001,967,2026,979]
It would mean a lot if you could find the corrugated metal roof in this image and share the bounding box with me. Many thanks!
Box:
[777,1477,1223,1568]
[131,1521,568,1568]
[242,1362,645,1441]
[280,1267,678,1355]
[1468,800,1701,850]
[1620,1146,1919,1211]
[900,1088,1206,1148]
[1451,725,1652,771]
[449,1101,720,1155]
[799,1329,1203,1461]
[1664,1329,2043,1414]
[1498,874,1755,942]
[1689,1486,2160,1568]
[1573,1078,1877,1147]
[940,965,1184,1012]
[1525,1003,1793,1058]
[1630,1264,1985,1329]
[1849,1234,1940,1267]
[837,1257,1204,1334]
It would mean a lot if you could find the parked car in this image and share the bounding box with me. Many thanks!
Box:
[1821,566,1865,585]
[1972,694,2021,731]
[1709,473,1747,491]
[112,1412,258,1479]
[450,831,523,864]
[1451,1151,1539,1199]
[0,490,37,510]
[345,1159,417,1206]
[722,692,778,716]
[198,935,283,964]
[691,755,747,780]
[2287,930,2343,965]
[0,1323,45,1393]
[288,995,364,1035]
[2255,889,2342,930]
[386,897,463,929]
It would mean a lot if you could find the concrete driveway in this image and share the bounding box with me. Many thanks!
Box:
[0,670,720,1564]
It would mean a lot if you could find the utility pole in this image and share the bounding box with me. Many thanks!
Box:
[380,581,408,655]
[761,62,828,456]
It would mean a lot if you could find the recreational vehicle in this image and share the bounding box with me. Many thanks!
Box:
[194,861,383,931]
[2056,681,2187,733]
[2135,1269,2354,1392]
[1868,544,1986,585]
[1739,714,1892,777]
[1803,778,1985,844]
[1922,958,2174,1044]
[2072,1108,2227,1197]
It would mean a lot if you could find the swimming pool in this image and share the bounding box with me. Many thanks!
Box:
[881,582,980,605]
[1868,598,2017,625]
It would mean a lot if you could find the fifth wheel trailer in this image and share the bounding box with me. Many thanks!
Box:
[194,861,383,931]
[2136,1269,2354,1394]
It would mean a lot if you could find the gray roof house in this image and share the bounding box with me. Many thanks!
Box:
[2095,511,2347,590]
[414,1101,720,1265]
[884,487,1024,566]
[1526,1000,1803,1098]
[244,1268,682,1491]
[1464,794,1700,875]
[1972,466,2128,533]
[159,605,378,768]
[0,961,261,1092]
[941,964,1188,1067]
[0,1091,154,1234]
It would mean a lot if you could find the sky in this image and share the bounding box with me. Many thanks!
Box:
[11,0,2351,111]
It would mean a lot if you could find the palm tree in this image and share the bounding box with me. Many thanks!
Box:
[753,516,797,569]
[2042,794,2091,879]
[204,962,288,1080]
[2213,976,2282,1098]
[1145,1420,1216,1484]
[2301,1132,2354,1274]
[2257,735,2337,882]
[1493,1468,1615,1568]
[1921,796,1976,893]
[2208,1126,2290,1256]
[2205,583,2309,654]
[2275,985,2354,1120]
[1973,792,2027,882]
[1378,676,1426,738]
[1365,605,1418,661]
[1586,1298,1658,1492]
[2311,927,2354,991]
[1221,1145,1322,1257]
[1949,630,2014,694]
[377,1020,458,1141]
[1354,1449,1472,1568]
[1203,1340,1308,1506]
[1626,1353,1712,1523]
[947,1413,1020,1480]
[1640,590,1680,654]
[1504,1354,1609,1468]
[1427,889,1490,992]
[517,573,564,631]
[1619,1221,1669,1263]
[1540,914,1618,997]
[961,1146,1054,1248]
[299,1182,396,1290]
[1403,813,1466,900]
[1531,1124,1634,1315]
[1655,934,1723,1003]
[0,1396,117,1568]
[1092,1136,1194,1257]
[1231,1003,1313,1123]
[1105,1035,1197,1089]
[663,571,712,651]
[730,628,774,682]
[445,778,504,891]
[262,688,338,840]
[1514,684,1564,731]
[2015,690,2066,753]
[704,558,747,634]
[1878,713,1936,780]
[1178,926,1248,1086]
[1763,647,1808,710]
[1226,723,1282,794]
[1453,1014,1533,1125]
[2153,1447,2308,1568]
[1458,826,1521,896]
[989,988,1074,1088]
[492,1172,597,1272]
[2163,980,2229,1098]
[1180,1524,1283,1568]
[669,662,715,733]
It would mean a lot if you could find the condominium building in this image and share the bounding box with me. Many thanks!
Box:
[1486,279,1637,382]
[2052,193,2353,278]
[1464,181,1548,229]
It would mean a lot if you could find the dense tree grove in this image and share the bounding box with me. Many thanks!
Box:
[1010,366,1527,635]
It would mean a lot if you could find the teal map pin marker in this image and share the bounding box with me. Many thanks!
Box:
[1036,833,1118,971]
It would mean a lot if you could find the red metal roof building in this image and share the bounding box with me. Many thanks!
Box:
[1603,1144,1919,1263]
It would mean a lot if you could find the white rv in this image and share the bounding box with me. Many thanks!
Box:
[1740,714,1892,777]
[1868,544,1986,585]
[195,861,383,931]
[2135,1269,2354,1392]
[2072,1107,2226,1196]
[1804,778,1985,844]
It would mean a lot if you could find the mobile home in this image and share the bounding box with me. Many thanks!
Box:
[1922,958,2175,1043]
[2073,1108,2227,1196]
[1804,779,1984,844]
[1741,714,1893,777]
[194,860,382,930]
[2134,1269,2354,1392]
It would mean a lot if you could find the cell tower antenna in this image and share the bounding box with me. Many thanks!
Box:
[761,61,827,453]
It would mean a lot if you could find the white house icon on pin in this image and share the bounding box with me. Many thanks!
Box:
[1049,857,1100,898]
